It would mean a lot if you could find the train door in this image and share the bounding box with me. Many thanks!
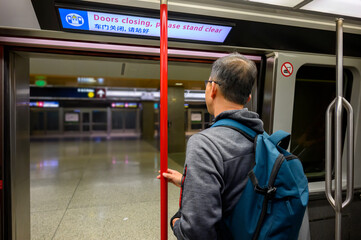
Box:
[263,52,361,239]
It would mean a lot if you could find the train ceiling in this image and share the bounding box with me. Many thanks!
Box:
[31,0,361,57]
[227,0,361,19]
[83,0,361,22]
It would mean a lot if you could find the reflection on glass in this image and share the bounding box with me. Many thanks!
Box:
[291,66,352,181]
[47,111,59,130]
[93,125,107,131]
[125,111,137,129]
[31,159,59,170]
[31,111,45,131]
[93,111,107,123]
[112,111,124,129]
[83,112,90,123]
[64,125,80,131]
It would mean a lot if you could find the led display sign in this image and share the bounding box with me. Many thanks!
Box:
[58,8,232,43]
[30,101,59,108]
[111,102,138,108]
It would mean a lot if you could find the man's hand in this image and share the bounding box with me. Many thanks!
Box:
[157,168,182,188]
[172,218,179,227]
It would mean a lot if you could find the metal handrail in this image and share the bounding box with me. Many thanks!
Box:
[325,18,354,240]
[325,98,335,207]
[342,97,354,209]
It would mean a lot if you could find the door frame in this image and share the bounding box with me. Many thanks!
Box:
[0,29,262,239]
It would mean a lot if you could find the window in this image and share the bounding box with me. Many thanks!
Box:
[291,66,353,181]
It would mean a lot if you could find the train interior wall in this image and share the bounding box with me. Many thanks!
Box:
[293,67,361,240]
[269,53,361,240]
[1,0,361,239]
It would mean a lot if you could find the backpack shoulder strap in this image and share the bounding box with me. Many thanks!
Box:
[211,118,257,139]
[268,130,291,149]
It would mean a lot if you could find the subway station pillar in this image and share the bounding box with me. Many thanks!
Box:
[168,86,186,153]
[141,101,155,141]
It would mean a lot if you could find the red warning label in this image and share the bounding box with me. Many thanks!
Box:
[281,62,293,77]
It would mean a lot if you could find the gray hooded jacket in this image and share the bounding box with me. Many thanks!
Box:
[172,109,264,239]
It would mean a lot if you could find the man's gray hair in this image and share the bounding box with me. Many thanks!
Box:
[210,53,257,105]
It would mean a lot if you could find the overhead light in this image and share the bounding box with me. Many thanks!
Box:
[107,90,143,97]
[175,83,183,86]
[184,91,205,100]
[104,89,206,101]
[77,77,97,83]
[301,0,361,19]
[248,0,304,8]
[97,78,105,84]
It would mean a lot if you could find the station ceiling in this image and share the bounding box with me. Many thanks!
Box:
[29,54,211,90]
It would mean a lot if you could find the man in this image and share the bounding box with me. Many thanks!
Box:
[160,53,264,239]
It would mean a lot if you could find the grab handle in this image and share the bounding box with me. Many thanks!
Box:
[325,97,354,209]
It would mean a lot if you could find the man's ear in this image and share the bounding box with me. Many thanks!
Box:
[210,82,218,99]
[246,94,251,103]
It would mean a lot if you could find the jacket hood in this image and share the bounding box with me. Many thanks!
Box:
[213,109,264,134]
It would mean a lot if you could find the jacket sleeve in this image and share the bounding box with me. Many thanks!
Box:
[173,133,224,239]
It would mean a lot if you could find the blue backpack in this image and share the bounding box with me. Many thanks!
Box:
[212,119,309,240]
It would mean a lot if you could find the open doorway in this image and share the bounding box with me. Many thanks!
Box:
[6,50,215,239]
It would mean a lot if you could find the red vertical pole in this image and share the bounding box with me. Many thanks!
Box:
[160,1,168,240]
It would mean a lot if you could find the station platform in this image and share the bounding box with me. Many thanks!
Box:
[30,138,183,240]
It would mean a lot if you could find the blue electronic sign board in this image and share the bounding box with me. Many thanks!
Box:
[58,8,232,43]
[30,87,95,99]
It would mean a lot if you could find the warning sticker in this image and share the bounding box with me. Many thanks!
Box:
[281,62,293,77]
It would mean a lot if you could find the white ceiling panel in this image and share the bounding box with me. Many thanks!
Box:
[301,0,361,19]
[247,0,304,8]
